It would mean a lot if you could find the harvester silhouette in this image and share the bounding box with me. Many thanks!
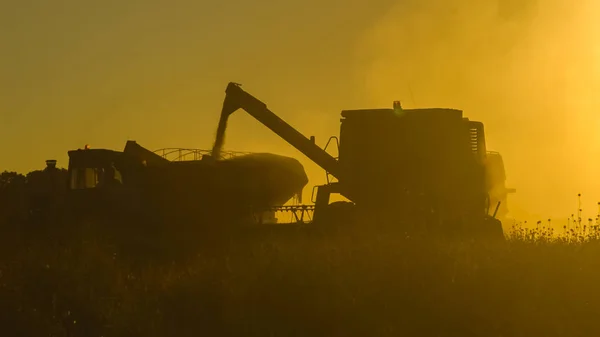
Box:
[212,82,515,239]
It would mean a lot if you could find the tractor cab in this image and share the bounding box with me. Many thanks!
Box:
[66,146,131,216]
[67,146,124,191]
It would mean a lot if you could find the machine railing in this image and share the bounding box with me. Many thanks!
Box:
[153,148,253,161]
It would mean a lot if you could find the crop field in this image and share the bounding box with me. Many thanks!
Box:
[1,216,600,337]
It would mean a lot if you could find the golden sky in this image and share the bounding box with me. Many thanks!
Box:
[2,0,600,219]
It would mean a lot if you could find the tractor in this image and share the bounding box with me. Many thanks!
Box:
[64,141,308,226]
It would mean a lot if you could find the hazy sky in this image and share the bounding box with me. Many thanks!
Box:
[2,0,600,219]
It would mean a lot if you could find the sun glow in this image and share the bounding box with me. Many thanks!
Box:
[357,0,600,219]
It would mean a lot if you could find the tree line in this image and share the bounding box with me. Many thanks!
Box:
[0,164,68,225]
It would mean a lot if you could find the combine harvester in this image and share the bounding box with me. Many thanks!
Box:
[211,82,516,239]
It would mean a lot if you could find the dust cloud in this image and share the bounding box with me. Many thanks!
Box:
[356,0,600,220]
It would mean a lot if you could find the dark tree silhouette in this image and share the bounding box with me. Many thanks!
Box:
[0,171,26,189]
[0,171,28,224]
[0,164,68,225]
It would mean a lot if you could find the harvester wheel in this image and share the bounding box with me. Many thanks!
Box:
[316,201,356,227]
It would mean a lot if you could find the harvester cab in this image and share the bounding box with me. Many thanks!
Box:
[213,82,505,238]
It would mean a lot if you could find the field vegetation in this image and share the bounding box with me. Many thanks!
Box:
[2,213,600,337]
[3,169,600,336]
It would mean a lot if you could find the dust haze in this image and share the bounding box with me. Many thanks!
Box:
[2,0,599,222]
[5,2,600,335]
[353,0,600,220]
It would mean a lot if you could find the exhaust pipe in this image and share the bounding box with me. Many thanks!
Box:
[45,160,57,169]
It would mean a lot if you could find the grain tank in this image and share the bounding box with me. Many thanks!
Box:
[336,104,489,224]
[139,152,307,222]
